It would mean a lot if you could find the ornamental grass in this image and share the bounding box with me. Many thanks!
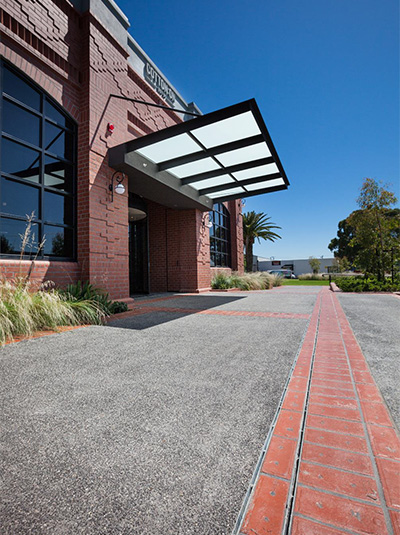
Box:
[211,271,282,290]
[0,215,113,345]
[0,279,105,346]
[298,273,327,280]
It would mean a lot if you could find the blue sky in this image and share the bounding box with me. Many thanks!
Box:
[118,0,399,260]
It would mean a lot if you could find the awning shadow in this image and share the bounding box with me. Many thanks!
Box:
[106,293,247,330]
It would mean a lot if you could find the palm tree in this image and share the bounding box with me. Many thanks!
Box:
[243,211,282,272]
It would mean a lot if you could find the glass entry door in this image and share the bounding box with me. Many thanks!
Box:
[128,197,149,294]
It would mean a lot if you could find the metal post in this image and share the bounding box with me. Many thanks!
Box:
[392,247,394,283]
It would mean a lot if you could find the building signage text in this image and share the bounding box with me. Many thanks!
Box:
[144,62,175,105]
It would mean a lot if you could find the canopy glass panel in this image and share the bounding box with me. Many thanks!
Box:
[109,99,289,206]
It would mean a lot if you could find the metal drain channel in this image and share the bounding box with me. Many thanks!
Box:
[231,292,322,535]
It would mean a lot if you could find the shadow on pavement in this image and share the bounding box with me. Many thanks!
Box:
[106,293,247,330]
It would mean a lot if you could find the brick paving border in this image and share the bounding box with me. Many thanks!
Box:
[3,325,88,346]
[236,287,400,535]
[107,294,312,321]
[114,305,310,320]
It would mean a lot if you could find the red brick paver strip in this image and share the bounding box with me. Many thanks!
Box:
[4,325,88,345]
[109,304,310,320]
[236,288,400,535]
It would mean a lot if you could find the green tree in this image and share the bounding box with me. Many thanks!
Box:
[242,211,281,272]
[331,256,351,273]
[308,256,321,274]
[51,232,64,256]
[328,216,360,264]
[349,178,399,280]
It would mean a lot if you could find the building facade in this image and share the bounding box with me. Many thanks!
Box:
[0,0,289,301]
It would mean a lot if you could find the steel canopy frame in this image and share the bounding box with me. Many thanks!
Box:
[108,99,290,208]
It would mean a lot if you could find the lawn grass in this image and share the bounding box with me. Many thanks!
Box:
[281,279,330,286]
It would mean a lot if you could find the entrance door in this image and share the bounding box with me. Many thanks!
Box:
[128,198,149,294]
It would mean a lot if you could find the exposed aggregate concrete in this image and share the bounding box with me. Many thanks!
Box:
[0,291,315,534]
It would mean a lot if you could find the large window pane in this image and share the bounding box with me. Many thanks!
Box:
[45,122,73,160]
[2,66,41,111]
[1,177,39,219]
[43,225,73,257]
[1,63,76,259]
[1,138,41,183]
[44,100,71,128]
[43,191,73,225]
[44,156,73,192]
[2,99,41,147]
[0,217,39,255]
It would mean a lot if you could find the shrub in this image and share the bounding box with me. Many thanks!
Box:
[298,273,326,280]
[229,273,251,290]
[109,301,128,314]
[211,271,282,290]
[334,276,400,292]
[60,280,127,315]
[268,273,283,287]
[211,271,232,289]
[0,279,105,345]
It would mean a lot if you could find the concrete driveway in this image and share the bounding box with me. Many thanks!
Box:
[1,289,317,534]
[2,288,398,534]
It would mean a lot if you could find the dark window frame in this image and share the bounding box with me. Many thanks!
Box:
[210,202,231,268]
[0,59,77,261]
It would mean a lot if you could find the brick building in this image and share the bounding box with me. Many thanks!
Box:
[0,0,289,301]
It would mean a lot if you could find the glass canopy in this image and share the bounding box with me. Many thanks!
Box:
[109,99,289,209]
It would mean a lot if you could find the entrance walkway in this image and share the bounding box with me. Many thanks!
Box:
[236,288,400,535]
[1,287,398,534]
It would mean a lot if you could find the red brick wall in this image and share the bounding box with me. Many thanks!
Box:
[148,202,211,293]
[228,199,244,273]
[0,260,80,290]
[0,1,183,297]
[0,0,82,289]
[0,1,243,297]
[76,13,184,298]
[148,201,167,292]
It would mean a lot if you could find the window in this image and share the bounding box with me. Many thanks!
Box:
[209,203,231,267]
[0,62,77,259]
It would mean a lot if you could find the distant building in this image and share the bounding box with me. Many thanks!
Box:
[254,257,336,276]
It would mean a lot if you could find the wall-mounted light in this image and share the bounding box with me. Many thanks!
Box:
[107,123,115,134]
[202,216,213,230]
[109,171,126,202]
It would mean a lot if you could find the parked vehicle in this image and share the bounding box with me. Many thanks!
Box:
[267,269,297,279]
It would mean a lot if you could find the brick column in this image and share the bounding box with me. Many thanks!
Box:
[228,199,244,273]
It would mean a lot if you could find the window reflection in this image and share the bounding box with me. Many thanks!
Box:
[2,66,41,111]
[45,122,73,161]
[44,191,73,225]
[1,177,39,219]
[43,226,73,257]
[0,218,39,255]
[1,62,76,259]
[44,156,73,191]
[1,138,41,182]
[45,100,71,128]
[3,99,41,147]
